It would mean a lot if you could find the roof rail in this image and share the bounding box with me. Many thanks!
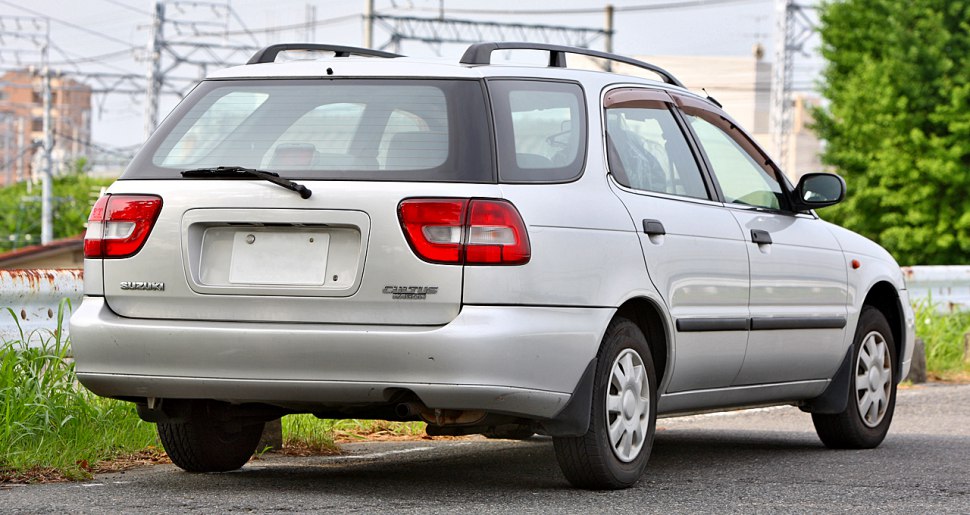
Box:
[247,44,401,65]
[459,42,685,88]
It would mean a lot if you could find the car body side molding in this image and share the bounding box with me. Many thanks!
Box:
[676,316,847,332]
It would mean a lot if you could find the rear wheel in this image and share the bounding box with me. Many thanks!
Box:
[553,317,657,490]
[158,416,264,473]
[813,307,897,448]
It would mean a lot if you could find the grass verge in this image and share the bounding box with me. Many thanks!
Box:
[0,305,158,483]
[913,300,970,381]
[280,415,426,456]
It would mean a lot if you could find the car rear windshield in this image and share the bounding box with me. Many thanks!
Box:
[124,79,494,182]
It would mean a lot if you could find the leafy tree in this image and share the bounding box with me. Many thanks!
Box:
[0,164,113,252]
[814,0,970,265]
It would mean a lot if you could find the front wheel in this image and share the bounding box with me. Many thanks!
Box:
[553,317,657,490]
[813,306,897,448]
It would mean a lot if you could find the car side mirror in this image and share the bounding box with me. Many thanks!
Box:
[791,172,845,212]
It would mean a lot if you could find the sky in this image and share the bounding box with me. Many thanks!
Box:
[0,0,822,151]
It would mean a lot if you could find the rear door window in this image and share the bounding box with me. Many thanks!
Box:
[488,80,587,183]
[605,101,710,200]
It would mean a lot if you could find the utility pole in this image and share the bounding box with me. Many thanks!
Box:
[769,0,816,175]
[769,0,792,170]
[145,0,164,140]
[305,4,317,42]
[604,4,614,71]
[364,0,374,48]
[41,65,53,244]
[15,117,24,183]
[2,115,10,186]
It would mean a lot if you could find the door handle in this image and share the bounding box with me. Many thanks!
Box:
[642,219,666,236]
[751,229,772,245]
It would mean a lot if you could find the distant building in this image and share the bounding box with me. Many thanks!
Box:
[0,69,93,187]
[572,52,824,182]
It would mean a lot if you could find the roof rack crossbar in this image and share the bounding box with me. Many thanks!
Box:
[459,42,685,88]
[247,44,401,65]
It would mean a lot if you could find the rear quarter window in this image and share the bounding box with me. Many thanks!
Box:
[488,80,587,183]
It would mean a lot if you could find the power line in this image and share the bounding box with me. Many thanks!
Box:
[618,0,768,13]
[98,0,152,16]
[52,129,135,160]
[372,14,608,52]
[48,44,136,75]
[0,0,137,48]
[189,13,360,38]
[46,48,134,67]
[0,141,38,174]
[394,0,767,16]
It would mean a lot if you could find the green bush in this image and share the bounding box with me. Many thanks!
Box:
[0,170,113,252]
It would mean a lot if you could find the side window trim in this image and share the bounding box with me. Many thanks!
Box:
[602,86,718,201]
[669,92,795,213]
[665,106,725,203]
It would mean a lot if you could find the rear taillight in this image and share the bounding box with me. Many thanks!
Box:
[84,194,163,259]
[398,198,530,265]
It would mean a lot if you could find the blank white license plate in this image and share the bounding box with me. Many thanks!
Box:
[229,231,330,285]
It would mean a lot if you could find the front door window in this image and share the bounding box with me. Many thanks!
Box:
[684,113,785,210]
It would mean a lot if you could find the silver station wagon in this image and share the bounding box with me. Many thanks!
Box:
[71,42,915,489]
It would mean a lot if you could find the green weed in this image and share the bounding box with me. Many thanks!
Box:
[0,303,157,481]
[912,300,970,375]
[281,414,426,452]
[329,418,426,440]
[281,415,338,453]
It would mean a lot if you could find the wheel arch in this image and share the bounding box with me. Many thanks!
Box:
[862,281,906,382]
[615,296,671,390]
[800,279,906,415]
[539,295,672,437]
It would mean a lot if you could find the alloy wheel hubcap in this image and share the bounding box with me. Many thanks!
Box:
[855,331,892,428]
[606,348,650,462]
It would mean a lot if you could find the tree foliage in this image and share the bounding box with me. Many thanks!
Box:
[0,165,112,252]
[814,0,970,265]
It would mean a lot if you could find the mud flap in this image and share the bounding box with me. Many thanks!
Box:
[538,358,596,436]
[800,346,852,414]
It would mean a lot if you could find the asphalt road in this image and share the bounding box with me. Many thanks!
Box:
[3,384,968,513]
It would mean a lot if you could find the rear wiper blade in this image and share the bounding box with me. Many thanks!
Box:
[181,166,312,199]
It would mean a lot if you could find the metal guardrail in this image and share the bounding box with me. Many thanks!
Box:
[0,269,82,346]
[902,266,970,312]
[0,266,967,347]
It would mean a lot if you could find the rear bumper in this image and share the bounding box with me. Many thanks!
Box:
[70,297,611,419]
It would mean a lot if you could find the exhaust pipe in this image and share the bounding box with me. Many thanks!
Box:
[395,402,486,426]
[395,402,424,419]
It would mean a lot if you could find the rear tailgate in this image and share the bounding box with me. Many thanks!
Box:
[97,179,503,325]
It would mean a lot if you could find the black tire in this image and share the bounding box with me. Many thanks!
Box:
[158,416,265,473]
[553,317,657,490]
[813,306,897,449]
